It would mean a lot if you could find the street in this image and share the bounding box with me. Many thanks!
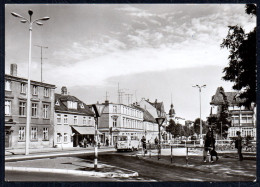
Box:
[5,149,256,182]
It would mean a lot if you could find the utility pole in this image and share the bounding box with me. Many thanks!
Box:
[35,45,48,82]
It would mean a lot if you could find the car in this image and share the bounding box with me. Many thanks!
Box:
[116,135,140,152]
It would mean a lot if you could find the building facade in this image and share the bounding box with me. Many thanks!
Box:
[54,87,96,148]
[210,87,256,140]
[97,101,146,146]
[5,64,56,149]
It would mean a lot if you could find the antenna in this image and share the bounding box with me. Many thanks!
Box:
[35,45,48,82]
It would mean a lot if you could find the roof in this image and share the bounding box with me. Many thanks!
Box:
[133,105,156,123]
[147,100,165,114]
[5,74,56,88]
[55,93,94,116]
[210,87,245,105]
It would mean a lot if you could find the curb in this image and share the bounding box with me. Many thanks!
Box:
[5,166,138,178]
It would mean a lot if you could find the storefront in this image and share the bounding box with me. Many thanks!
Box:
[71,126,102,147]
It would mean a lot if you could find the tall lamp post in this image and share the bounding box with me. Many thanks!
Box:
[155,117,165,160]
[92,105,100,170]
[11,10,50,155]
[192,84,206,146]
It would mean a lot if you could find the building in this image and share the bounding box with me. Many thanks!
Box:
[210,87,256,140]
[134,105,158,142]
[54,87,96,148]
[97,101,145,146]
[139,98,168,140]
[5,64,56,148]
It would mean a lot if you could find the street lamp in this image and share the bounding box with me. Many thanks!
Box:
[11,10,50,155]
[192,84,206,146]
[92,104,100,170]
[155,117,165,160]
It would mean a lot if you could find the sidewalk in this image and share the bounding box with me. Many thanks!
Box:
[5,146,115,161]
[136,148,256,180]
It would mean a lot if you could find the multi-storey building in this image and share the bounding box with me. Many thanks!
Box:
[134,105,158,142]
[5,64,56,148]
[97,101,145,146]
[210,87,256,140]
[54,87,96,148]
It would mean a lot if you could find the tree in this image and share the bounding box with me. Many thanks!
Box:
[220,4,256,108]
[193,118,207,135]
[166,119,181,138]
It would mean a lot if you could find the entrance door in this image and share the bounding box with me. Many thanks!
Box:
[5,131,10,148]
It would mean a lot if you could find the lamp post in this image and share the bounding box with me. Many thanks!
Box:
[155,117,165,160]
[11,10,50,155]
[192,84,206,146]
[92,105,100,170]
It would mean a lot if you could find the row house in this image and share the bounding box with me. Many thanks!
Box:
[210,87,256,140]
[5,64,56,148]
[97,101,145,146]
[139,98,168,140]
[54,87,96,148]
[134,105,158,143]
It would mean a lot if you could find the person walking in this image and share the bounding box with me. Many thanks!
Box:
[141,136,147,153]
[203,129,213,162]
[235,131,243,161]
[154,137,158,145]
[209,131,219,162]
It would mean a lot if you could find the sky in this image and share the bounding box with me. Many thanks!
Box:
[5,4,256,121]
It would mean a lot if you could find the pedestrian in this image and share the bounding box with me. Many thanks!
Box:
[209,131,219,162]
[83,137,87,148]
[141,136,147,153]
[235,131,243,161]
[106,138,109,146]
[203,129,213,162]
[154,137,158,145]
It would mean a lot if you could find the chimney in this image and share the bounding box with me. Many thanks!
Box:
[105,100,109,105]
[10,64,17,76]
[61,86,68,95]
[155,99,157,103]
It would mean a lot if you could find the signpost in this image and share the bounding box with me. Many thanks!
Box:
[92,104,100,170]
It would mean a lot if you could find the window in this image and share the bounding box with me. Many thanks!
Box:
[113,105,117,113]
[241,114,253,124]
[43,128,48,140]
[21,83,26,93]
[83,117,87,124]
[81,103,84,109]
[57,114,61,124]
[18,127,25,141]
[113,118,117,127]
[55,101,60,106]
[31,103,38,117]
[5,100,11,116]
[31,127,37,140]
[68,101,77,109]
[74,116,78,125]
[5,80,11,91]
[32,85,38,95]
[64,115,68,124]
[44,87,49,97]
[232,115,239,125]
[43,105,49,119]
[19,102,26,116]
[123,118,125,127]
[57,133,62,143]
[64,133,68,142]
[88,117,92,125]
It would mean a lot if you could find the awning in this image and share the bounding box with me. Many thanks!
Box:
[71,126,102,135]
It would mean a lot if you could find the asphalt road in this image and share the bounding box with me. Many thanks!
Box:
[5,150,256,182]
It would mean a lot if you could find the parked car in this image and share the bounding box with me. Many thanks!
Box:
[116,135,140,152]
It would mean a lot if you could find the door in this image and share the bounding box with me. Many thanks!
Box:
[5,131,10,148]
